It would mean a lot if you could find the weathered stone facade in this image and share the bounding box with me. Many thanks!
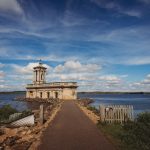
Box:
[26,62,78,100]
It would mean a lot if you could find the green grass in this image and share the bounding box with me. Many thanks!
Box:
[97,112,150,150]
[0,105,18,121]
[87,105,99,115]
[97,122,123,149]
[0,105,32,124]
[84,104,150,150]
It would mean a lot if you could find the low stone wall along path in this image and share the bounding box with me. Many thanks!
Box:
[38,101,116,150]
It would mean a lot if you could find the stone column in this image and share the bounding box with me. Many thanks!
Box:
[44,71,46,83]
[39,104,44,125]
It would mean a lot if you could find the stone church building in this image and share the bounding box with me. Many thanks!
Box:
[26,62,78,100]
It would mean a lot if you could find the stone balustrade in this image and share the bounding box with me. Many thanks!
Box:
[26,82,77,88]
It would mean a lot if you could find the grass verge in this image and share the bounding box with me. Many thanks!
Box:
[97,112,150,150]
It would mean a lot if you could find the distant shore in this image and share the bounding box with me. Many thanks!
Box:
[78,91,150,94]
[0,91,25,94]
[0,91,150,94]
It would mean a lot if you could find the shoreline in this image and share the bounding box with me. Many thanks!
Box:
[76,100,120,149]
[0,100,63,150]
[77,100,150,150]
[1,91,150,94]
[76,101,99,124]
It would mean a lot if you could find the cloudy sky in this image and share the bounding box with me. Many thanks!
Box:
[0,0,150,92]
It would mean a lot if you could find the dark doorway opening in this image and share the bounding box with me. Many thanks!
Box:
[47,92,50,98]
[55,92,58,99]
[40,92,42,98]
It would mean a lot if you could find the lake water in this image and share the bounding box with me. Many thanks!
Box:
[0,92,150,116]
[0,93,48,111]
[78,93,150,116]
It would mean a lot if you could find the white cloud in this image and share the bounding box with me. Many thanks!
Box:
[0,79,4,83]
[141,74,150,84]
[98,75,121,81]
[139,0,150,4]
[0,48,12,57]
[98,75,122,84]
[11,62,51,74]
[90,0,142,18]
[124,56,150,65]
[88,25,150,65]
[90,0,119,9]
[47,73,94,81]
[122,10,142,17]
[0,84,25,91]
[0,84,7,88]
[147,74,150,78]
[54,60,101,73]
[47,60,101,82]
[61,10,86,27]
[8,74,33,81]
[0,46,71,63]
[54,64,64,73]
[0,70,5,78]
[2,60,150,92]
[0,0,23,14]
[129,74,150,91]
[0,63,4,68]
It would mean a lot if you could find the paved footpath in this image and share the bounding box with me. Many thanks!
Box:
[38,101,116,150]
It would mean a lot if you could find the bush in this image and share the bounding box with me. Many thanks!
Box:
[20,110,32,118]
[120,112,150,150]
[0,105,18,121]
[97,112,150,150]
[97,120,123,139]
[87,106,99,115]
[78,99,94,106]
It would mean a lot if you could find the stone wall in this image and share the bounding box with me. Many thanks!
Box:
[26,87,77,100]
[62,88,77,100]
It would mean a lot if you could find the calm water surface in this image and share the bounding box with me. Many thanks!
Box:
[0,93,48,111]
[78,93,150,116]
[0,93,150,116]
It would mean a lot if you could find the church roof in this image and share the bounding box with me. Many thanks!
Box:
[33,61,47,70]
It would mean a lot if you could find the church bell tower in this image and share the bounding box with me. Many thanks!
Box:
[33,61,47,84]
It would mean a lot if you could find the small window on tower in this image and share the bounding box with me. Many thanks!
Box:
[36,71,37,81]
[29,91,33,96]
[41,73,43,80]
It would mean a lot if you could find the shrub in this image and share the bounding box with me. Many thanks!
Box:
[97,112,150,150]
[20,110,32,118]
[121,112,150,150]
[0,105,18,121]
[87,106,99,115]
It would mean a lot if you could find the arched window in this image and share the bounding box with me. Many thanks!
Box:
[41,73,43,80]
[29,91,33,97]
[36,71,37,81]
